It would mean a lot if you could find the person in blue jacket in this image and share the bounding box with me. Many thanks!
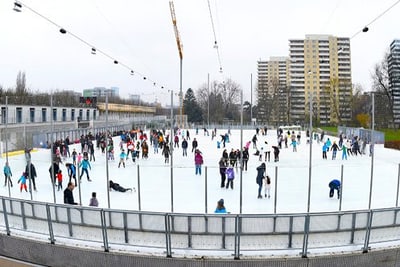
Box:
[214,199,227,213]
[79,158,92,182]
[329,179,341,199]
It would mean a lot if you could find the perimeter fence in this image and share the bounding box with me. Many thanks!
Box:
[1,196,400,259]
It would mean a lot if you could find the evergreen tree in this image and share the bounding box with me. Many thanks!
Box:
[183,88,203,123]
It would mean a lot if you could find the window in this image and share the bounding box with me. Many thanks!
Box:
[86,109,90,120]
[93,110,96,120]
[71,109,75,121]
[30,108,35,123]
[1,107,6,124]
[62,109,67,122]
[42,108,47,122]
[53,108,57,121]
[79,109,83,121]
[16,107,22,123]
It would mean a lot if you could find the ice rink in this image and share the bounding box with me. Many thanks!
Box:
[1,128,399,215]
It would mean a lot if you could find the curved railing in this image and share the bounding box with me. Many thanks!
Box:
[1,195,400,259]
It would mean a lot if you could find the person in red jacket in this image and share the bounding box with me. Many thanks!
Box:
[194,149,203,175]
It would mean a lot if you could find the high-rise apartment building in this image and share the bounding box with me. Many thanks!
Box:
[388,39,400,127]
[289,35,352,125]
[257,57,290,125]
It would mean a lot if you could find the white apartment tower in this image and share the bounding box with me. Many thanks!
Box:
[257,57,290,125]
[388,39,400,127]
[289,35,352,125]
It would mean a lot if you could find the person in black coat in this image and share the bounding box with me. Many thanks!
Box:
[109,180,133,192]
[25,162,37,191]
[219,157,227,188]
[256,163,266,199]
[242,147,249,171]
[64,182,77,205]
[49,161,60,185]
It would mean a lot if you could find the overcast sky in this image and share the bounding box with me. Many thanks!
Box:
[0,0,399,106]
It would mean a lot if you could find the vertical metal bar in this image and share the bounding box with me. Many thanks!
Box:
[273,166,278,232]
[165,214,172,258]
[21,202,27,230]
[205,166,208,214]
[137,165,141,212]
[100,209,109,252]
[362,210,373,253]
[222,216,226,249]
[350,213,356,244]
[274,166,278,214]
[106,93,110,209]
[67,207,72,237]
[396,164,400,207]
[301,215,310,258]
[50,94,56,204]
[170,90,174,213]
[339,164,344,211]
[188,216,192,248]
[46,204,55,244]
[2,198,10,235]
[368,93,375,210]
[123,212,128,243]
[239,88,243,214]
[288,216,293,248]
[234,215,241,260]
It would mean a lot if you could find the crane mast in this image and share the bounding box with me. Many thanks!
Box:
[169,1,184,128]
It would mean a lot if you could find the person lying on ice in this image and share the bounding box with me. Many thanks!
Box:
[109,180,135,192]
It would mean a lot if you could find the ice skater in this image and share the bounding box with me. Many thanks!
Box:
[329,179,341,199]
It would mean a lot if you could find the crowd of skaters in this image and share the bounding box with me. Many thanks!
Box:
[2,125,372,209]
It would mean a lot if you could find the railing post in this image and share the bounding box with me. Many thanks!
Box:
[21,201,27,230]
[301,214,310,258]
[137,165,142,230]
[100,209,109,252]
[123,212,128,244]
[233,215,241,260]
[46,204,55,244]
[205,166,208,214]
[165,213,172,258]
[362,210,373,253]
[66,207,73,237]
[2,198,10,236]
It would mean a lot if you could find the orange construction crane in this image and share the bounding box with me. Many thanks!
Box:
[169,1,184,128]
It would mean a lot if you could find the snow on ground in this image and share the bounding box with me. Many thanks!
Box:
[1,128,399,215]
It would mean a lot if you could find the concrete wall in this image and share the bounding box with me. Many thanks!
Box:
[0,234,399,267]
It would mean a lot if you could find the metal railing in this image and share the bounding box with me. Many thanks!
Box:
[1,196,400,259]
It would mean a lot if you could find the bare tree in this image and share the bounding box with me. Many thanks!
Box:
[371,52,395,127]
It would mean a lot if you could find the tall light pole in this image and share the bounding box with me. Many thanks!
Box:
[368,92,375,209]
[170,90,174,213]
[306,71,313,213]
[5,96,10,197]
[106,93,110,209]
[207,73,210,128]
[50,94,56,204]
[250,73,253,124]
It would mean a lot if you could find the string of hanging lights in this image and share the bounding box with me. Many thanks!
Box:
[12,1,166,90]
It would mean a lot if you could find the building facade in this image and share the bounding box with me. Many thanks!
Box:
[289,34,352,125]
[257,35,352,126]
[257,57,290,125]
[83,87,119,98]
[388,39,400,127]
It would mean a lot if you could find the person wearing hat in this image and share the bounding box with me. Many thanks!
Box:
[214,199,227,213]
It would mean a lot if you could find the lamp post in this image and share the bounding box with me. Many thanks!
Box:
[50,94,56,204]
[306,71,313,213]
[239,88,244,214]
[5,96,10,197]
[368,92,375,209]
[170,90,174,213]
[106,92,110,209]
